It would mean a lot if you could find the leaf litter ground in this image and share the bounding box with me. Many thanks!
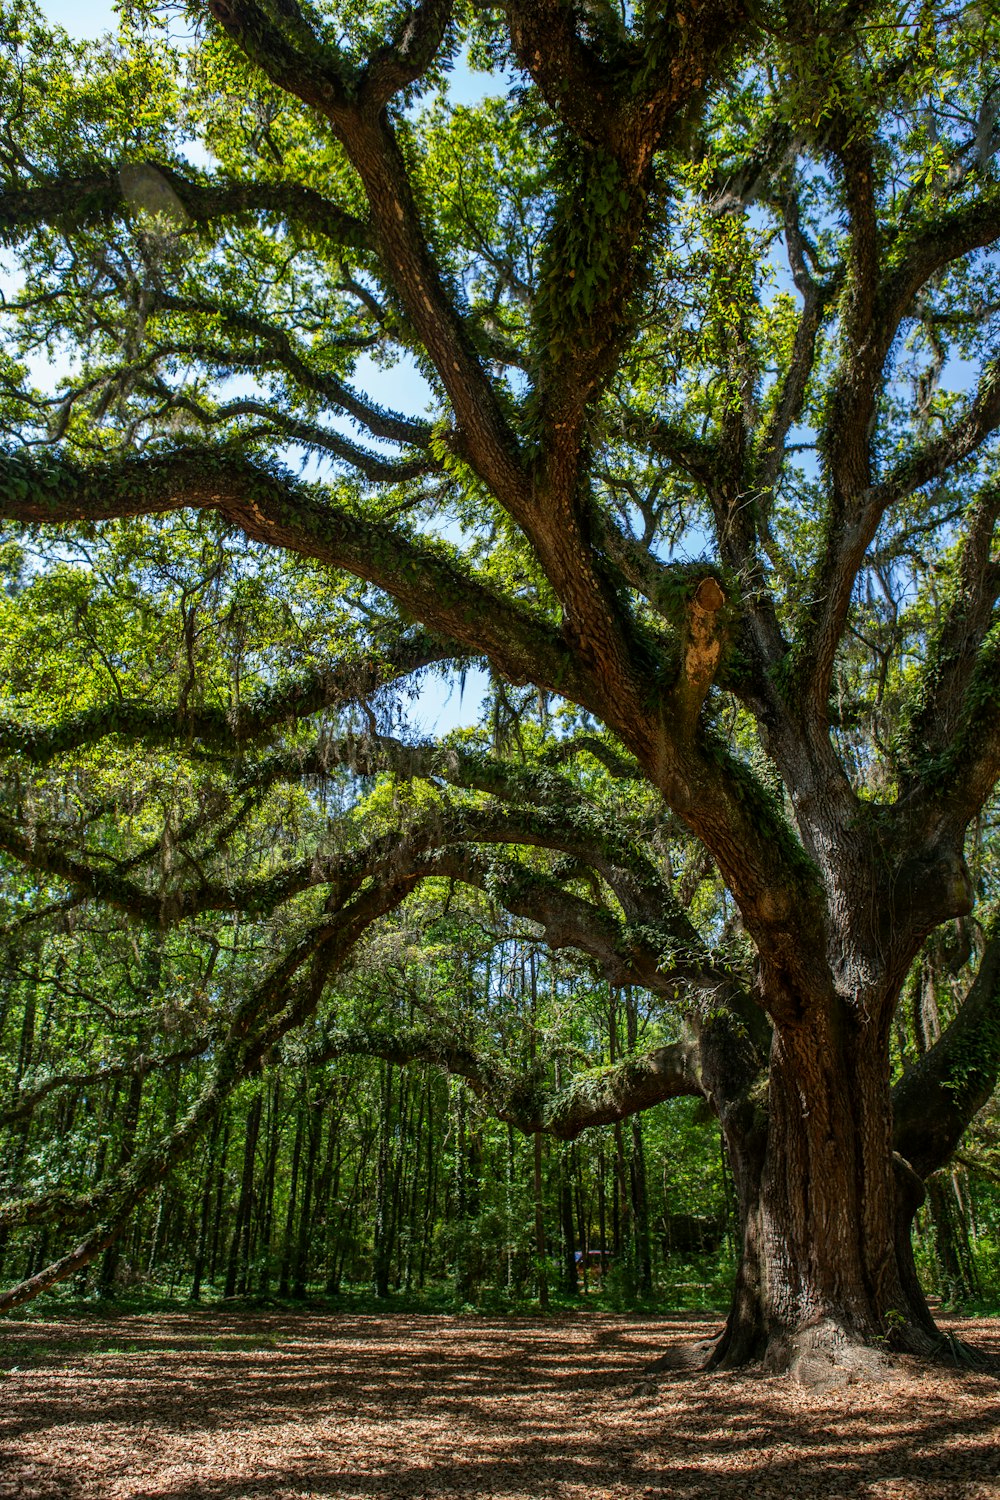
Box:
[0,1310,998,1499]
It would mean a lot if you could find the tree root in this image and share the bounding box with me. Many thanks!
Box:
[936,1330,999,1373]
[699,1315,1000,1387]
[761,1319,898,1391]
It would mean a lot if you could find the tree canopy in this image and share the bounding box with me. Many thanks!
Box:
[2,0,1000,1378]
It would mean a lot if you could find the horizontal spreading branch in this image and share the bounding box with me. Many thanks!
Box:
[872,367,1000,514]
[0,165,373,254]
[0,447,584,700]
[0,1039,211,1129]
[112,331,432,451]
[306,1023,704,1138]
[2,631,455,764]
[144,391,437,484]
[422,843,739,1008]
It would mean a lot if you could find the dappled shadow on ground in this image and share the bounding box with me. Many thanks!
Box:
[0,1310,998,1499]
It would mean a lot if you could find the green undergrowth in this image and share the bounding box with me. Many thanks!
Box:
[5,1267,999,1342]
[1,1259,737,1325]
[932,1290,1000,1318]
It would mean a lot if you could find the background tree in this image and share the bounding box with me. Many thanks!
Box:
[3,0,1000,1381]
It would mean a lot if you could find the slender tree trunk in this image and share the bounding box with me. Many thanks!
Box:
[608,989,628,1260]
[147,1188,168,1278]
[292,1101,321,1298]
[256,1077,282,1296]
[0,960,41,1277]
[278,1100,304,1298]
[335,1193,359,1291]
[14,975,37,1085]
[624,990,653,1297]
[505,1121,516,1294]
[191,1114,222,1301]
[328,1126,372,1293]
[597,1139,607,1280]
[403,1083,426,1292]
[613,1121,628,1263]
[574,1147,590,1294]
[373,1062,395,1299]
[30,1230,49,1280]
[556,1080,577,1297]
[225,1089,262,1299]
[530,951,549,1310]
[927,1171,981,1303]
[98,1064,145,1297]
[331,1163,360,1294]
[314,1084,342,1292]
[390,1070,411,1291]
[146,1065,180,1279]
[452,1078,472,1303]
[629,1122,653,1295]
[418,1080,437,1292]
[207,1118,230,1288]
[323,1147,343,1294]
[532,1130,548,1311]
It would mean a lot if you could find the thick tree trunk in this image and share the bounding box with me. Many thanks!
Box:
[711,1005,940,1384]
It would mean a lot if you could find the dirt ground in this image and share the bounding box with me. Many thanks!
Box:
[0,1309,998,1500]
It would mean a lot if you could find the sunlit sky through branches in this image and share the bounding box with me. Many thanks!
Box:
[28,0,494,735]
[23,0,985,743]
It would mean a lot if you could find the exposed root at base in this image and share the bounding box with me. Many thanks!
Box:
[645,1335,722,1375]
[764,1319,899,1392]
[937,1330,999,1372]
[642,1316,1000,1389]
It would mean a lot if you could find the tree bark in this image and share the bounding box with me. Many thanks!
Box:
[710,1000,941,1383]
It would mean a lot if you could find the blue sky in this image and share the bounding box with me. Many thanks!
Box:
[38,0,118,34]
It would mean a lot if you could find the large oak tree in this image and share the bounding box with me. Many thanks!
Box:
[3,0,1000,1380]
